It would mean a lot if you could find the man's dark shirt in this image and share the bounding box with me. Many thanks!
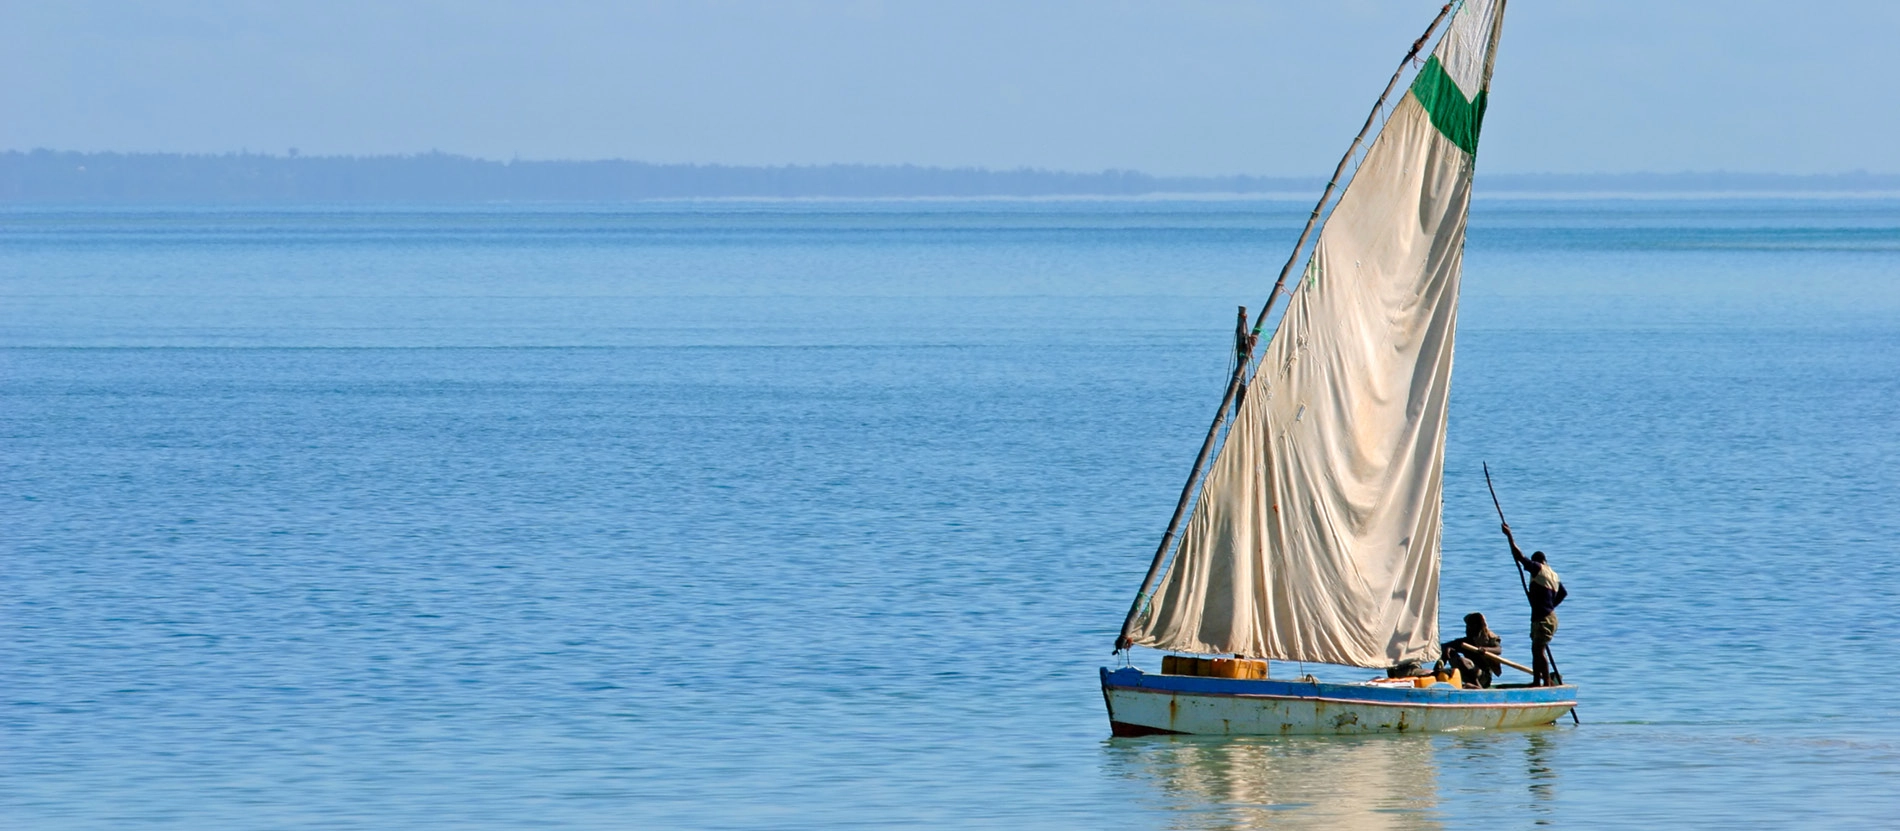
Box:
[1513,549,1568,619]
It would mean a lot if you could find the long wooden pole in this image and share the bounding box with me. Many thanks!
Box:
[1484,462,1530,595]
[1485,651,1534,676]
[1115,5,1457,652]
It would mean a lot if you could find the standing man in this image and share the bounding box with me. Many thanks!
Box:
[1502,522,1567,686]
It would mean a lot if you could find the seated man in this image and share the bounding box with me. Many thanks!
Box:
[1441,612,1503,689]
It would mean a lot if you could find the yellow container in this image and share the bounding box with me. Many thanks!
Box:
[1419,669,1462,688]
[1207,658,1269,679]
[1162,655,1268,679]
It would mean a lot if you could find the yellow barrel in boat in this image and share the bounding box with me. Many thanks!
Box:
[1205,658,1270,679]
[1162,655,1268,678]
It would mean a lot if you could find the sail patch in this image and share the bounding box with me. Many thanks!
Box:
[1409,55,1488,155]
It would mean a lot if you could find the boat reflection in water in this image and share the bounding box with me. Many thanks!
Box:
[1104,729,1562,830]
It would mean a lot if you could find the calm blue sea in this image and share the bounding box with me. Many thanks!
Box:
[5,199,1899,828]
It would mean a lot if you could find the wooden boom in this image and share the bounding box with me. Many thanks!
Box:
[1450,649,1534,675]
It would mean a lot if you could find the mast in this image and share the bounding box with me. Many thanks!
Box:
[1115,3,1458,653]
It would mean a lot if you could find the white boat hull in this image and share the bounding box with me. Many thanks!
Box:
[1102,668,1576,736]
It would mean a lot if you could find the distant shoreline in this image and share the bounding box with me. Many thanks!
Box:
[5,150,1897,203]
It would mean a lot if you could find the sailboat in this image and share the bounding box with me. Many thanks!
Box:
[1101,0,1577,735]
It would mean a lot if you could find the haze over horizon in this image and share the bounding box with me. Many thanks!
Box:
[6,1,1897,177]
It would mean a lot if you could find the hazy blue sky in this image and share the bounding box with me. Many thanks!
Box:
[4,1,1893,175]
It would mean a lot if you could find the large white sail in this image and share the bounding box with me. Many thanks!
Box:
[1124,0,1505,668]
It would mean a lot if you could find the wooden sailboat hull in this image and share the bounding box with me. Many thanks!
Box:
[1101,667,1575,736]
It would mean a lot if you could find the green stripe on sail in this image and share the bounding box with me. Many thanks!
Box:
[1409,55,1486,154]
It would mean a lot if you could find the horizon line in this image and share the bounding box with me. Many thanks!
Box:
[6,149,1897,181]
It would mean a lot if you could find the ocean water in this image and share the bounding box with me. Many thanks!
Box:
[5,199,1899,828]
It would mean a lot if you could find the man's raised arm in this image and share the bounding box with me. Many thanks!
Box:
[1502,521,1529,566]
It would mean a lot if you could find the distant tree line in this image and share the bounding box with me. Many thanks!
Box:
[2,150,1896,203]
